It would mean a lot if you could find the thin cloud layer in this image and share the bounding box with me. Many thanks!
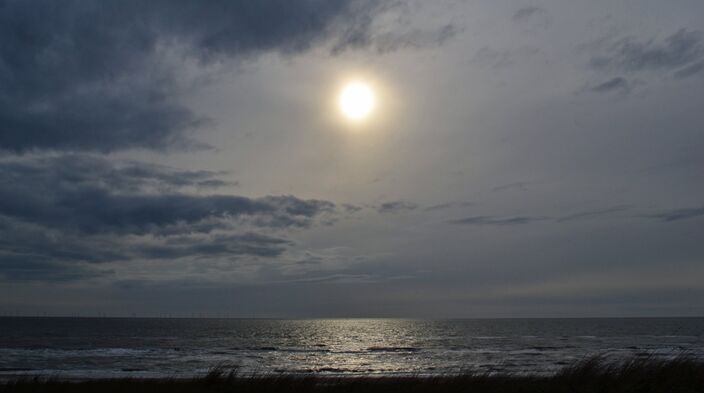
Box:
[651,206,704,222]
[424,202,473,211]
[591,29,704,76]
[377,201,418,214]
[449,216,546,226]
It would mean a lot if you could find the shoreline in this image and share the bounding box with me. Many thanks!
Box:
[1,357,703,392]
[1,353,702,380]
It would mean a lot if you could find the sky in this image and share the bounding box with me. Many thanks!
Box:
[1,0,703,318]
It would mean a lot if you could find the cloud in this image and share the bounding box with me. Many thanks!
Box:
[0,155,334,235]
[512,6,545,21]
[449,206,633,226]
[556,206,631,222]
[0,253,111,282]
[587,77,631,94]
[137,233,292,260]
[377,201,418,214]
[0,0,447,153]
[449,216,546,226]
[651,206,704,222]
[342,203,363,213]
[0,216,123,281]
[0,155,335,281]
[448,205,704,226]
[0,214,298,282]
[447,205,704,226]
[424,202,473,211]
[590,29,704,76]
[279,274,378,284]
[345,24,458,54]
[0,154,232,193]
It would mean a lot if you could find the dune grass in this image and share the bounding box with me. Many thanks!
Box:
[2,356,703,393]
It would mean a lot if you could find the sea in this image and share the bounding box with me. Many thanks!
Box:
[0,317,702,379]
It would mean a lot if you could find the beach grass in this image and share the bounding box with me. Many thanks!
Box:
[2,356,703,393]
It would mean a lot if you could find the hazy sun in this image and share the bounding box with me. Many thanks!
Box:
[339,81,375,121]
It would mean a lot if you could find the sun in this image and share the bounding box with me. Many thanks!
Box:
[339,81,376,121]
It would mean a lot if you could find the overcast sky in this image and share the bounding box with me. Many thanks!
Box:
[1,0,703,318]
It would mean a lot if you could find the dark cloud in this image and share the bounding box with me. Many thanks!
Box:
[377,201,418,214]
[0,215,122,281]
[512,6,545,21]
[342,204,363,213]
[0,254,110,282]
[0,0,416,153]
[1,183,329,235]
[137,233,292,260]
[449,216,546,226]
[448,205,704,226]
[590,29,704,76]
[343,24,458,54]
[557,206,631,222]
[0,155,333,235]
[0,154,232,193]
[0,218,126,264]
[0,213,297,282]
[0,155,334,281]
[425,202,473,211]
[651,206,704,222]
[587,77,631,94]
[449,206,633,226]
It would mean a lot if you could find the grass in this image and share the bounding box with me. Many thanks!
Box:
[2,356,703,393]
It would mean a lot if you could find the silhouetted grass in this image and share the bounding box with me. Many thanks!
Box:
[2,356,703,393]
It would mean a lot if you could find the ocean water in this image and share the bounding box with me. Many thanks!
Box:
[0,317,702,379]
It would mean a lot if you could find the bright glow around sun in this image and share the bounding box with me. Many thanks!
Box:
[339,81,375,121]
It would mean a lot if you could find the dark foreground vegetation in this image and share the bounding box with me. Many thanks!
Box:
[2,357,703,393]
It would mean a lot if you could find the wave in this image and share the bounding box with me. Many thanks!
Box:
[366,346,421,353]
[0,368,35,372]
[0,347,161,357]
